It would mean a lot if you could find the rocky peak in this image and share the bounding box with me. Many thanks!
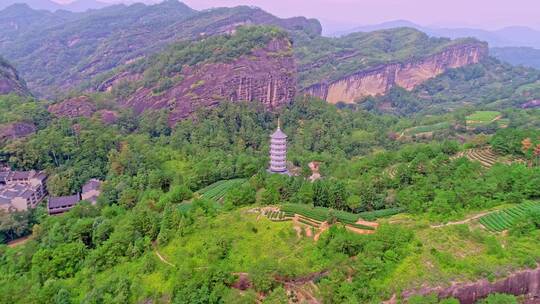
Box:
[304,41,488,104]
[118,36,296,125]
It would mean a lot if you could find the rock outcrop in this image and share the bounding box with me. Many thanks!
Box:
[119,38,296,125]
[0,57,30,96]
[48,96,96,119]
[304,42,488,104]
[96,110,119,125]
[521,99,540,109]
[0,122,36,141]
[389,265,540,304]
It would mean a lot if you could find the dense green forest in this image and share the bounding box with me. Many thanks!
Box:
[0,91,539,303]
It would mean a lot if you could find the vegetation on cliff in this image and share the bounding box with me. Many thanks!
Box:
[0,56,30,96]
[359,58,540,115]
[89,26,289,97]
[294,27,483,89]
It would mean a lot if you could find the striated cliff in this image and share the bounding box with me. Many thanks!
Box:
[304,42,488,104]
[116,37,296,125]
[385,265,540,304]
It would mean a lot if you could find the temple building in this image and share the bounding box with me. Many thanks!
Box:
[268,119,288,174]
[47,179,102,215]
[0,170,47,212]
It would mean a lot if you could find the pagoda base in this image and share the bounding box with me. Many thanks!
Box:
[267,168,290,175]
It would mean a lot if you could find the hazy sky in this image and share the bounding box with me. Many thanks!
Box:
[185,0,540,30]
[55,0,540,32]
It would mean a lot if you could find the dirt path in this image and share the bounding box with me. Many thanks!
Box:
[7,235,31,248]
[345,225,376,235]
[152,241,175,267]
[430,211,495,228]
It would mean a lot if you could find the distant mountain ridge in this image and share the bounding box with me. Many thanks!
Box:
[334,20,540,49]
[0,0,321,97]
[0,0,110,12]
[490,47,540,70]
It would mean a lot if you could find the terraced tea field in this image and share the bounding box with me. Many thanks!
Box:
[402,122,451,137]
[198,178,247,201]
[281,204,383,230]
[479,201,540,232]
[451,148,499,168]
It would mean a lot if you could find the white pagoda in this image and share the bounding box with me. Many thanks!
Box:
[268,119,288,174]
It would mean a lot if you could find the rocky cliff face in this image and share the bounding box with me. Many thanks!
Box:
[118,38,296,125]
[387,265,540,304]
[0,57,29,96]
[48,96,96,119]
[304,42,488,104]
[0,122,36,142]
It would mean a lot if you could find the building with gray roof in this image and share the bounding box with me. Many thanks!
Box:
[0,170,47,212]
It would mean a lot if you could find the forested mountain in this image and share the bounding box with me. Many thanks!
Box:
[0,0,320,97]
[336,20,540,49]
[491,46,540,69]
[0,56,30,95]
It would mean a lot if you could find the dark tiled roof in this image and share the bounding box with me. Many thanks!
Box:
[48,194,81,209]
[10,172,28,180]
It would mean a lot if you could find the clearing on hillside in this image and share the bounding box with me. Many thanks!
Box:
[197,178,246,201]
[466,110,502,128]
[402,122,451,137]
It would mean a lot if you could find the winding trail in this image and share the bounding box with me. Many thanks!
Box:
[152,241,176,267]
[7,235,31,248]
[430,211,495,228]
